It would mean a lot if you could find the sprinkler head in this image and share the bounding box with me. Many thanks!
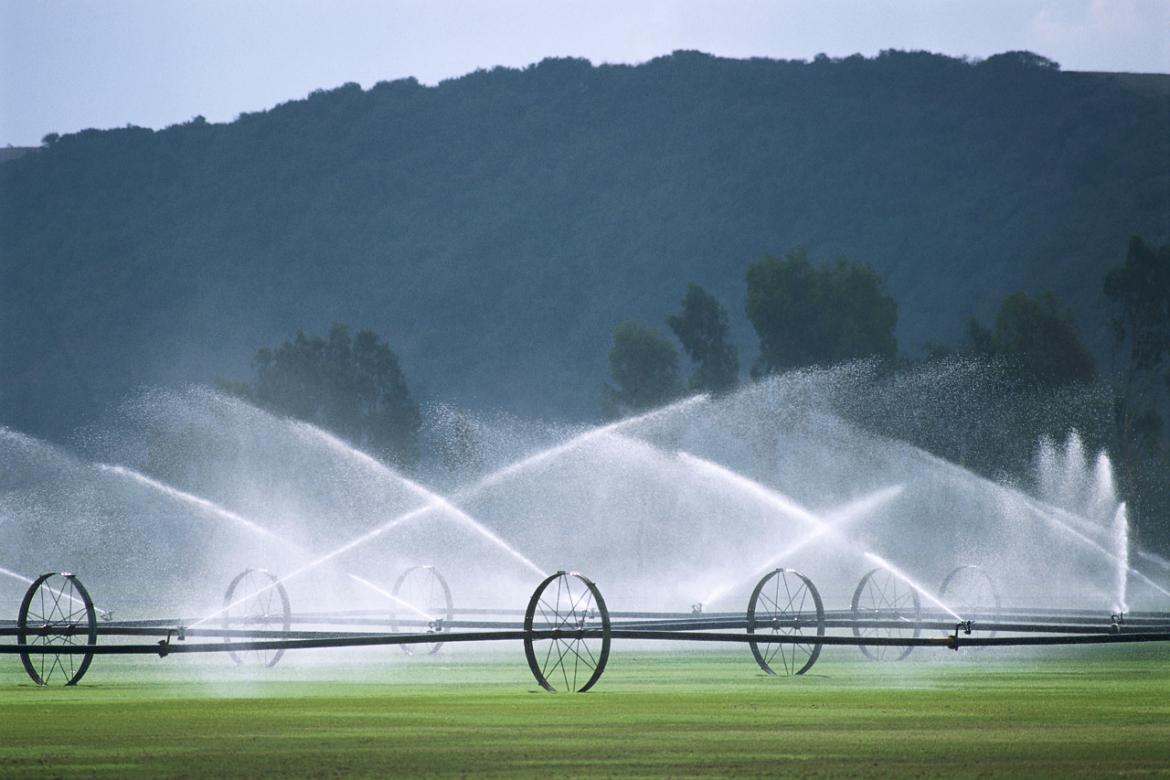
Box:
[691,603,703,615]
[949,621,973,649]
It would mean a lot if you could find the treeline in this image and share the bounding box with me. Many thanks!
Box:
[603,236,1170,543]
[221,324,421,466]
[233,236,1169,549]
[3,49,1168,438]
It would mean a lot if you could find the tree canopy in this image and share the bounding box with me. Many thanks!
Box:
[244,324,420,467]
[970,292,1096,387]
[1103,236,1170,467]
[1105,236,1170,381]
[603,321,684,417]
[667,283,739,394]
[745,249,897,376]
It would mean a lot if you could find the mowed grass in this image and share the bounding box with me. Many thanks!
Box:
[2,645,1170,778]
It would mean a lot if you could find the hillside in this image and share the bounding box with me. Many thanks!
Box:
[1,50,1168,438]
[0,147,36,164]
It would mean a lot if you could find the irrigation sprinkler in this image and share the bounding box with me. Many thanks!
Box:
[391,565,454,656]
[7,563,1170,692]
[851,566,922,661]
[746,568,825,676]
[938,565,1002,641]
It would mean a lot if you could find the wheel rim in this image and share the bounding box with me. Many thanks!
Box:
[391,565,454,656]
[523,571,610,693]
[17,572,97,686]
[938,565,1001,640]
[747,568,825,675]
[851,566,921,661]
[223,568,291,668]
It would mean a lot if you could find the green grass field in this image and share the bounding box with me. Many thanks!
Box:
[2,646,1169,778]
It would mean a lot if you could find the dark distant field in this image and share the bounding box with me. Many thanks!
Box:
[2,647,1169,778]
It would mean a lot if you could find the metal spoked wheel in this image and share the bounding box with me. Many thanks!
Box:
[391,565,455,656]
[523,571,610,693]
[17,572,98,686]
[747,568,825,676]
[939,565,1001,640]
[851,566,921,661]
[223,568,291,668]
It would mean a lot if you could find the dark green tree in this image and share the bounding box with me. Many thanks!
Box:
[667,283,739,394]
[603,321,684,417]
[1104,236,1170,484]
[248,323,421,467]
[966,318,994,357]
[745,248,897,376]
[1105,237,1170,386]
[988,292,1095,386]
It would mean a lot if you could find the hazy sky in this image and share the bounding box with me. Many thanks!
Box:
[2,0,1168,147]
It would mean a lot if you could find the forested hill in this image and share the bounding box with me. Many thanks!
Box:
[2,50,1168,438]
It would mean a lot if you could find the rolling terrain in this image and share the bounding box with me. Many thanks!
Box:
[2,50,1167,437]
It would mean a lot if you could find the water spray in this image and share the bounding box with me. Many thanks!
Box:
[347,573,434,621]
[0,564,112,620]
[188,503,437,628]
[700,484,905,606]
[674,451,963,622]
[467,393,707,493]
[97,464,300,547]
[292,422,546,578]
[863,551,963,622]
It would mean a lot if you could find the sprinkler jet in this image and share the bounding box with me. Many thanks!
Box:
[678,451,961,620]
[673,451,906,607]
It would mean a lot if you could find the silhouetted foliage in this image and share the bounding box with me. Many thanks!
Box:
[1105,237,1170,379]
[603,321,684,418]
[244,324,420,467]
[667,283,739,394]
[1103,237,1170,535]
[745,249,897,376]
[932,291,1099,496]
[967,319,994,357]
[986,292,1096,386]
[1,50,1167,437]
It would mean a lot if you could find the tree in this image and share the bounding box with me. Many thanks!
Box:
[988,291,1095,386]
[1105,237,1170,387]
[603,321,684,417]
[247,323,421,467]
[667,283,739,394]
[966,318,994,357]
[745,248,897,376]
[1104,236,1170,466]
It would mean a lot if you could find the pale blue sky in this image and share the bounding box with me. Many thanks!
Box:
[2,0,1168,147]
